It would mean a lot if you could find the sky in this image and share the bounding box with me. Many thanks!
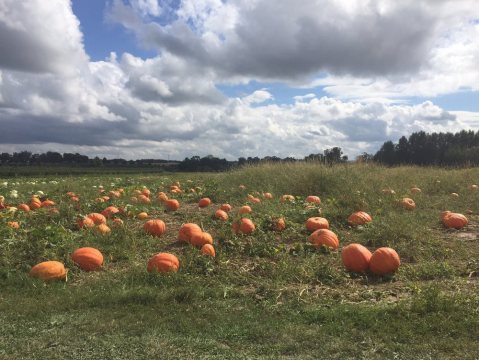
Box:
[0,0,478,160]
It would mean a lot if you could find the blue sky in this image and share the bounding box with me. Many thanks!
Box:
[0,0,478,159]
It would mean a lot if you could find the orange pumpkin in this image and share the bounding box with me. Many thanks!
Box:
[17,203,30,212]
[201,244,216,257]
[274,217,286,231]
[72,247,103,271]
[147,253,179,273]
[232,218,256,235]
[214,209,228,221]
[305,195,321,204]
[308,229,339,250]
[7,221,19,229]
[41,199,55,208]
[157,192,169,202]
[112,218,124,226]
[87,213,107,225]
[141,188,151,197]
[442,212,468,229]
[400,198,416,210]
[96,223,111,235]
[341,244,372,272]
[101,206,119,218]
[369,247,401,275]
[263,192,273,199]
[281,194,295,202]
[220,203,232,212]
[239,205,252,214]
[198,197,212,208]
[306,217,329,232]
[30,261,67,281]
[190,232,213,247]
[30,197,42,209]
[77,217,95,229]
[347,211,372,226]
[137,212,149,220]
[381,189,396,195]
[178,223,202,242]
[164,199,180,211]
[144,219,166,236]
[138,195,151,204]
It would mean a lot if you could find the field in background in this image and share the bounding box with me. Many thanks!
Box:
[1,163,478,359]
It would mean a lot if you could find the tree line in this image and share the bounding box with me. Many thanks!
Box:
[0,147,348,172]
[373,130,479,166]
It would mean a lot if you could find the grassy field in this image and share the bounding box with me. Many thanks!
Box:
[1,163,478,359]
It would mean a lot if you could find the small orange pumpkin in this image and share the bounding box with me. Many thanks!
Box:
[308,229,339,250]
[77,217,95,229]
[30,261,67,281]
[101,206,120,218]
[201,244,216,257]
[400,198,416,210]
[305,195,321,204]
[157,192,169,202]
[198,197,212,208]
[147,253,179,273]
[341,244,372,272]
[138,195,151,204]
[239,205,252,214]
[17,203,30,212]
[137,212,149,220]
[96,223,111,235]
[214,209,228,221]
[220,203,232,212]
[274,217,286,231]
[144,219,166,237]
[369,247,401,275]
[305,217,329,232]
[347,211,372,226]
[72,247,104,271]
[41,199,55,208]
[112,218,124,226]
[7,221,19,229]
[263,192,273,199]
[281,194,295,202]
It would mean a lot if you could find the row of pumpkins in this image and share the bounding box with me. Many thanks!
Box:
[8,184,473,282]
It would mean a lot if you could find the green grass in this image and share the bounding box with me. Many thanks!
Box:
[1,162,479,359]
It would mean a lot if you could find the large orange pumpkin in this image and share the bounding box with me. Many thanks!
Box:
[232,218,256,235]
[41,199,56,208]
[77,217,95,229]
[157,192,169,202]
[190,232,213,247]
[347,211,372,226]
[96,223,111,235]
[147,253,179,273]
[198,198,212,208]
[72,247,104,271]
[369,247,400,275]
[144,219,166,236]
[308,229,339,250]
[341,244,372,272]
[138,195,151,204]
[442,212,468,229]
[87,212,107,225]
[164,199,180,211]
[30,261,67,281]
[178,223,202,242]
[306,217,329,232]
